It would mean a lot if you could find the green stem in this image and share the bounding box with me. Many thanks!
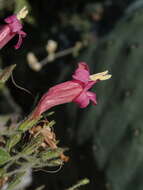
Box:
[66,178,90,190]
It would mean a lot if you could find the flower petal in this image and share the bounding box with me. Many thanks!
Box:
[72,62,90,84]
[5,15,22,32]
[73,91,90,108]
[4,15,26,49]
[84,81,96,91]
[87,91,97,105]
[14,31,26,49]
[78,62,89,71]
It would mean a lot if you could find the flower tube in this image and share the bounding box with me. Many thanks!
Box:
[31,62,111,119]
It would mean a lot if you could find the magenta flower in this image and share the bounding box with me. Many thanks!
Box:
[72,63,97,108]
[0,7,28,49]
[31,62,111,119]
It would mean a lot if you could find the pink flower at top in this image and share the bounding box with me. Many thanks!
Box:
[0,14,26,49]
[31,62,111,119]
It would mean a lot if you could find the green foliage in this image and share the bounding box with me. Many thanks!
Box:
[0,94,66,189]
[0,148,11,166]
[18,117,41,132]
[39,148,64,161]
[6,132,22,152]
[22,135,44,155]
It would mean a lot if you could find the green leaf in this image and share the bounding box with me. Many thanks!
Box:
[0,65,16,84]
[47,159,63,167]
[40,148,64,161]
[6,132,22,151]
[0,148,11,166]
[66,178,90,190]
[0,168,6,177]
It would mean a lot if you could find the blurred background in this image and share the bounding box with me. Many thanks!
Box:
[1,0,143,189]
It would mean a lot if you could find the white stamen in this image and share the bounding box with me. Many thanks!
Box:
[17,6,28,20]
[90,70,112,81]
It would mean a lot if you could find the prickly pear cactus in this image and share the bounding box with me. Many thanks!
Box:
[71,2,143,190]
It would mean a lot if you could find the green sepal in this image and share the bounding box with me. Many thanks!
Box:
[18,117,41,132]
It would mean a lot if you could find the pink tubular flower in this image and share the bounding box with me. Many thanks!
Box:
[0,8,28,49]
[31,62,111,119]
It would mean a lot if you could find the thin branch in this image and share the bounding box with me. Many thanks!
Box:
[27,41,85,71]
